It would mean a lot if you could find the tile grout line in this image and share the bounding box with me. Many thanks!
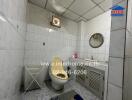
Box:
[61,0,76,16]
[108,82,123,89]
[111,27,126,31]
[122,0,129,100]
[91,0,106,12]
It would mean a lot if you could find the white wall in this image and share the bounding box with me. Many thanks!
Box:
[78,10,111,61]
[108,1,127,100]
[124,0,132,99]
[24,3,78,80]
[0,0,27,100]
[76,11,111,100]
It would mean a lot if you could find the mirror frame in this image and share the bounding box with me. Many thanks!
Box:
[89,33,104,48]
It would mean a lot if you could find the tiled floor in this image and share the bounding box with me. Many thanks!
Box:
[21,80,99,100]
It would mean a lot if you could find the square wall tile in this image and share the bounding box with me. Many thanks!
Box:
[109,57,123,87]
[107,83,122,100]
[125,30,132,57]
[109,29,125,58]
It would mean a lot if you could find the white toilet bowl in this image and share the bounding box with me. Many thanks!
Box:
[49,57,68,90]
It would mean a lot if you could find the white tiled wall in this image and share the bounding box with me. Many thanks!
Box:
[0,0,27,100]
[108,1,128,100]
[124,0,132,100]
[124,58,132,100]
[76,11,111,100]
[78,10,111,61]
[109,29,125,58]
[107,83,122,100]
[24,3,78,80]
[111,1,127,31]
[109,57,123,87]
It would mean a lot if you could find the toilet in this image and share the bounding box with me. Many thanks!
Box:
[49,57,68,90]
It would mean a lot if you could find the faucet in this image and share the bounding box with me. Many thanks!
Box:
[91,56,94,60]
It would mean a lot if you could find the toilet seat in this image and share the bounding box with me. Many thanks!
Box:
[51,57,68,80]
[52,70,68,80]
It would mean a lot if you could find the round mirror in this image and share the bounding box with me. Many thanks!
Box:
[89,33,104,48]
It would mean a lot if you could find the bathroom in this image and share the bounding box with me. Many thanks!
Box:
[0,0,132,100]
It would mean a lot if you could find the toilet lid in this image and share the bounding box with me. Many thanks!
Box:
[51,57,68,80]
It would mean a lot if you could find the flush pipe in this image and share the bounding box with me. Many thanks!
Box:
[49,0,66,13]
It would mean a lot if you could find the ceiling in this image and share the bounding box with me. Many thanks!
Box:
[28,0,112,22]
